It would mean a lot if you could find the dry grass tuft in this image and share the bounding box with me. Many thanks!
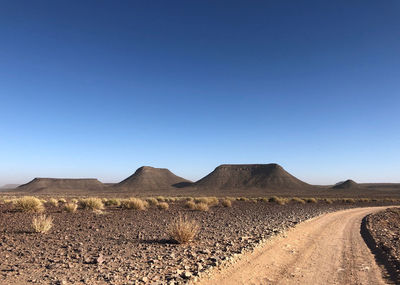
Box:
[121,198,148,210]
[157,202,169,210]
[79,198,104,211]
[305,198,318,203]
[14,196,45,213]
[32,215,53,233]
[48,198,58,207]
[156,196,166,202]
[291,197,306,204]
[268,196,287,205]
[344,198,355,204]
[64,203,78,213]
[104,198,121,207]
[221,199,232,207]
[194,202,209,211]
[146,197,159,205]
[185,201,196,210]
[58,198,67,203]
[71,198,78,204]
[167,215,199,244]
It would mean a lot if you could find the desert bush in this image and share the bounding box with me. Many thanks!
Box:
[268,196,287,205]
[121,198,148,210]
[194,202,209,211]
[344,198,355,204]
[237,197,250,201]
[186,197,194,202]
[64,203,78,213]
[146,197,159,205]
[305,198,318,203]
[156,196,166,202]
[58,198,67,203]
[291,197,306,204]
[185,201,196,210]
[360,198,371,203]
[167,215,199,244]
[221,199,232,207]
[157,202,169,210]
[13,196,44,213]
[32,215,53,233]
[48,198,58,207]
[79,198,104,211]
[324,198,333,204]
[71,198,78,204]
[194,197,219,206]
[104,198,121,207]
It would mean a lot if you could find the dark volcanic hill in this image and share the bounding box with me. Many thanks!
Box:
[332,179,359,189]
[115,166,192,191]
[194,164,310,190]
[17,178,104,193]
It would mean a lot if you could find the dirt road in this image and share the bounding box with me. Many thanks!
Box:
[198,207,391,285]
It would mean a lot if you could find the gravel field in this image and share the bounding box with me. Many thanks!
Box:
[364,207,400,283]
[0,199,398,285]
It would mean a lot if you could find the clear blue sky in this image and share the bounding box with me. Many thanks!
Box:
[1,1,399,186]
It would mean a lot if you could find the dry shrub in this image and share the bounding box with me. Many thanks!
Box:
[64,203,78,213]
[156,196,166,202]
[344,198,355,204]
[168,215,199,244]
[291,197,306,204]
[221,199,232,207]
[157,202,169,210]
[105,198,121,207]
[71,198,78,204]
[185,201,196,210]
[194,197,219,206]
[121,198,148,210]
[48,198,58,207]
[14,196,44,213]
[186,197,194,202]
[146,197,159,205]
[360,198,371,202]
[324,198,333,204]
[305,198,318,204]
[79,198,104,210]
[269,196,287,205]
[32,215,53,233]
[237,197,250,201]
[58,198,67,203]
[194,202,209,211]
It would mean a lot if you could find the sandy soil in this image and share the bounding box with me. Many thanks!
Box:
[198,207,392,285]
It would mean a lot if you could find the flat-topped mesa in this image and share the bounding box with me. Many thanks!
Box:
[116,166,192,190]
[332,179,359,189]
[17,178,104,192]
[194,163,309,190]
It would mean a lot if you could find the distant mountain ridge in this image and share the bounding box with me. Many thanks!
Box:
[194,163,310,190]
[17,178,104,193]
[114,166,192,191]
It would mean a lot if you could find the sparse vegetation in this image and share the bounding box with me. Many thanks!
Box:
[167,215,199,244]
[269,196,287,205]
[305,198,318,204]
[48,198,58,207]
[291,197,306,204]
[13,196,45,213]
[32,214,53,233]
[146,197,159,205]
[64,203,78,213]
[221,199,232,207]
[79,198,104,211]
[104,198,121,207]
[157,202,169,210]
[121,198,148,210]
[194,202,209,211]
[185,201,196,210]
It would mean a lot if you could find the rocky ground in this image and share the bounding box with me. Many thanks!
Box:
[364,207,400,283]
[0,199,397,285]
